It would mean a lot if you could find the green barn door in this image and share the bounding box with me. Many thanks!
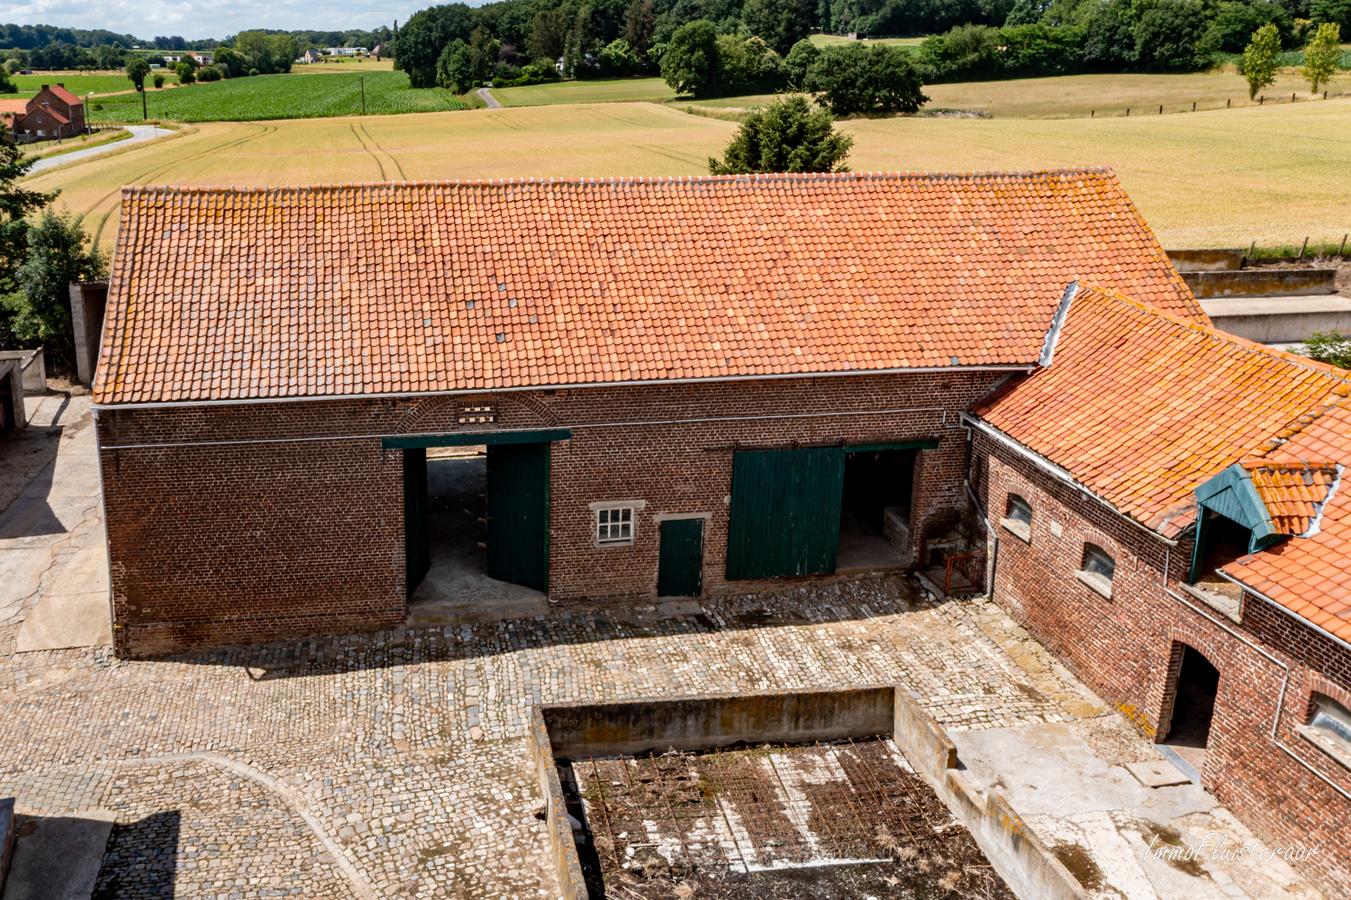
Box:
[725,448,846,580]
[486,442,550,591]
[658,519,705,597]
[403,448,430,597]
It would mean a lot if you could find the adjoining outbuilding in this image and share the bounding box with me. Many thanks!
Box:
[92,169,1199,657]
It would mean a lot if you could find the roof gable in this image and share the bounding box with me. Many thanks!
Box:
[970,285,1351,534]
[94,169,1200,405]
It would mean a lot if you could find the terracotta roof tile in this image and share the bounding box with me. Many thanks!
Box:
[1238,459,1339,536]
[1224,402,1351,643]
[970,285,1351,535]
[94,169,1201,405]
[46,84,83,107]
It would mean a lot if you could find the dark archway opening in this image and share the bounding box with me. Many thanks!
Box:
[1164,645,1220,771]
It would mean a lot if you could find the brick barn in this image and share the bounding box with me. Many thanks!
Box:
[92,169,1200,657]
[966,283,1351,897]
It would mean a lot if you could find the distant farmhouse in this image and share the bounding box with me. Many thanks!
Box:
[92,171,1350,898]
[4,83,85,142]
[302,48,324,64]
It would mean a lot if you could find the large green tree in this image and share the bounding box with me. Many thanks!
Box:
[660,19,722,95]
[623,0,657,59]
[527,9,569,63]
[125,56,150,91]
[709,96,853,174]
[2,211,106,365]
[742,0,812,56]
[0,145,56,308]
[811,43,929,116]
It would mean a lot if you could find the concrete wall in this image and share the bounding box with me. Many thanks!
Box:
[68,283,108,386]
[0,359,25,431]
[972,432,1351,899]
[98,371,1002,656]
[1165,249,1244,272]
[1183,268,1337,298]
[0,349,45,394]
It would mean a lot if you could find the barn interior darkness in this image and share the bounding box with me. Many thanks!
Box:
[1192,511,1252,599]
[837,448,914,570]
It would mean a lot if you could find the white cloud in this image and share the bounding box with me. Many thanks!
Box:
[2,0,437,41]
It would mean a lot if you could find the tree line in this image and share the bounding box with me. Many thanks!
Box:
[394,0,1351,95]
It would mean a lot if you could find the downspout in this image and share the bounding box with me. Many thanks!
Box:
[967,481,997,599]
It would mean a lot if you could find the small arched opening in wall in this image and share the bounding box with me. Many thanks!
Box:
[1160,641,1222,776]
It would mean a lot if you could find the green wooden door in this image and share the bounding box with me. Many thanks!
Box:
[725,448,846,580]
[403,448,430,597]
[658,519,704,597]
[486,442,550,591]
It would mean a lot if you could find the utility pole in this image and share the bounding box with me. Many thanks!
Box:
[361,75,366,115]
[142,86,147,121]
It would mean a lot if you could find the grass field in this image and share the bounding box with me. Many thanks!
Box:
[10,72,181,99]
[491,77,676,107]
[810,34,924,46]
[25,98,1351,252]
[86,71,468,122]
[296,58,396,74]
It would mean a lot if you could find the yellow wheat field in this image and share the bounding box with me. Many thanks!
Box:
[26,97,1351,251]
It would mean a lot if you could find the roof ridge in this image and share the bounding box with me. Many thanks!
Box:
[118,167,1119,197]
[1074,282,1351,384]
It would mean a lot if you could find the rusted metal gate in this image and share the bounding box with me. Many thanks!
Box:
[725,448,845,580]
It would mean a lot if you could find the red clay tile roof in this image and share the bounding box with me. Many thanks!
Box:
[969,284,1351,535]
[33,105,70,125]
[1239,459,1339,536]
[45,84,83,107]
[1224,403,1351,643]
[0,99,27,117]
[94,169,1202,405]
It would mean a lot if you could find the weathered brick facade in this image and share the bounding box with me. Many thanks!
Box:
[973,432,1351,898]
[99,370,1008,657]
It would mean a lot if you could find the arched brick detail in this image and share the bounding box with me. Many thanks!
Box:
[1305,674,1351,720]
[397,392,560,435]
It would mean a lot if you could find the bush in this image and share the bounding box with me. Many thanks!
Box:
[811,43,929,116]
[175,62,195,85]
[248,68,260,77]
[1303,21,1342,90]
[153,73,165,88]
[709,96,852,174]
[1303,330,1351,368]
[197,65,222,82]
[784,38,820,88]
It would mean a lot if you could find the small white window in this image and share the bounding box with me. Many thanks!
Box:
[1309,694,1351,754]
[596,506,634,545]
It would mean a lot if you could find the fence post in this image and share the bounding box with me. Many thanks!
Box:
[1292,92,1295,103]
[1159,105,1163,114]
[1126,107,1130,116]
[1227,98,1231,108]
[1260,95,1264,105]
[1192,101,1196,111]
[1339,234,1348,258]
[1298,237,1308,260]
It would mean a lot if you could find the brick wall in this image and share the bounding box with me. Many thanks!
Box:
[98,371,1007,656]
[973,432,1351,898]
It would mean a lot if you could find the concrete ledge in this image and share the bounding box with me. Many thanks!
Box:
[539,685,895,759]
[1201,295,1351,344]
[529,708,587,900]
[891,690,1088,900]
[1183,269,1338,298]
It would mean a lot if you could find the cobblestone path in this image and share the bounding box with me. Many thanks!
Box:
[0,574,1103,899]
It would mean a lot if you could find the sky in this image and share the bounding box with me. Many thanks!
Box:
[0,0,442,41]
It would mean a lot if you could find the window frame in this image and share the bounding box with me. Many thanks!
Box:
[1000,493,1033,542]
[1076,543,1116,599]
[594,505,636,547]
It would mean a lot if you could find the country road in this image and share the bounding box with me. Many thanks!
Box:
[477,86,501,109]
[26,124,165,174]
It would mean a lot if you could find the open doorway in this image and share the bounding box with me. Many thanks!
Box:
[1163,645,1220,773]
[1190,510,1250,603]
[405,443,549,625]
[836,448,914,570]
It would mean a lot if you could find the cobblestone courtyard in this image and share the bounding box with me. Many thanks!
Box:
[0,394,1323,900]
